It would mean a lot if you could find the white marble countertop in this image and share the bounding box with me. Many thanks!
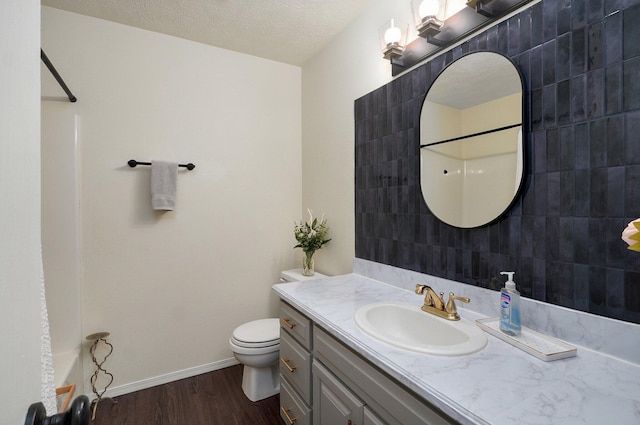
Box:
[273,273,640,425]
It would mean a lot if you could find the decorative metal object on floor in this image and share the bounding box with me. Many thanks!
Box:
[86,332,116,421]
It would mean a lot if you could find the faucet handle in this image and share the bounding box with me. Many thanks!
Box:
[445,292,470,316]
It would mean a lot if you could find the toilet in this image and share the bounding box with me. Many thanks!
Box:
[229,318,281,402]
[229,269,328,401]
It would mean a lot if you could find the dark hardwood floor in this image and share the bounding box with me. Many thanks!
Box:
[93,365,283,425]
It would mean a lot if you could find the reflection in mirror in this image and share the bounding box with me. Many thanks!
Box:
[420,52,524,228]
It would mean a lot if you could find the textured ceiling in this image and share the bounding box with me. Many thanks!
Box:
[427,52,522,110]
[41,0,373,65]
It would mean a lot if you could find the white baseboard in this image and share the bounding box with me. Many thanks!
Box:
[93,357,239,399]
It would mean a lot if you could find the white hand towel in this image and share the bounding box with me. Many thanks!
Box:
[151,160,178,211]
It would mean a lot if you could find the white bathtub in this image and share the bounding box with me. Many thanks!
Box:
[53,349,81,388]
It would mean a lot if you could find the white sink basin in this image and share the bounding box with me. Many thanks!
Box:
[354,302,488,356]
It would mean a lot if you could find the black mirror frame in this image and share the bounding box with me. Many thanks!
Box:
[418,50,528,229]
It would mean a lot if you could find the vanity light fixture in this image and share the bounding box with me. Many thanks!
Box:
[466,0,497,17]
[379,19,408,60]
[411,0,446,46]
[387,0,534,77]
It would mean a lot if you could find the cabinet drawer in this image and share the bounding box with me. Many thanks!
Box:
[280,330,312,403]
[280,301,312,349]
[281,378,312,425]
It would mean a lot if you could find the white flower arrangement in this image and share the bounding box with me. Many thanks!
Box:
[294,209,331,254]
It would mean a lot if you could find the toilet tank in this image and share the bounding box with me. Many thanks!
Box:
[280,269,328,283]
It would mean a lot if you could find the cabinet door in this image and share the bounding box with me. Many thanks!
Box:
[364,407,387,425]
[314,327,457,425]
[313,361,364,425]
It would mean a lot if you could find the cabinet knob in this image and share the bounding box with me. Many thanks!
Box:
[281,407,298,424]
[280,358,297,373]
[281,318,296,329]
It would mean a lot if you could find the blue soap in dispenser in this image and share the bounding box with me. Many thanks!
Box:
[499,271,521,336]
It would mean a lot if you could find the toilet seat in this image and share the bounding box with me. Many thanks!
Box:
[229,338,280,355]
[231,318,280,348]
[231,337,279,349]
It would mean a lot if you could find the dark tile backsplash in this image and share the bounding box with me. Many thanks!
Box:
[354,0,640,324]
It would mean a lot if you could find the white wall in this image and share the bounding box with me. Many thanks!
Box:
[42,6,302,393]
[301,0,413,276]
[0,0,45,422]
[421,100,462,145]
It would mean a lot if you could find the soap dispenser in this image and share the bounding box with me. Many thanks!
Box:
[499,271,521,336]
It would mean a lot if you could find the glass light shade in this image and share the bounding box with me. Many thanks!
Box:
[384,24,402,44]
[378,19,408,60]
[411,0,445,26]
[419,0,440,17]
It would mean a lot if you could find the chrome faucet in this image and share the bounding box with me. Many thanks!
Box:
[415,284,470,321]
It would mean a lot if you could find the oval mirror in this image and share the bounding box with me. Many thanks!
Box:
[420,51,524,228]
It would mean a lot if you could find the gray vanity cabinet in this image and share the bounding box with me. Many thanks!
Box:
[279,301,456,425]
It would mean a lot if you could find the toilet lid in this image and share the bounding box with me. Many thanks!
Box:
[232,318,280,345]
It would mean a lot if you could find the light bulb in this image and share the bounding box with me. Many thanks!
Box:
[419,0,440,18]
[384,19,402,45]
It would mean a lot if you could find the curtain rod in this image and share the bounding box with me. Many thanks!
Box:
[41,49,77,103]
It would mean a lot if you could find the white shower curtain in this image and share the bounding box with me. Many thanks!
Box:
[40,259,57,414]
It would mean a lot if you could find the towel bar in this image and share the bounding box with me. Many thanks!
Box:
[127,159,195,170]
